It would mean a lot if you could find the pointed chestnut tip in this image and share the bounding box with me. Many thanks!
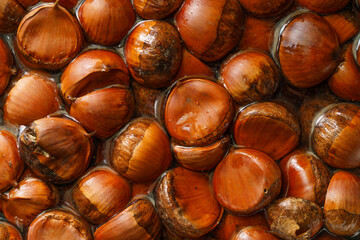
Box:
[10,68,17,76]
[54,0,60,7]
[67,96,77,103]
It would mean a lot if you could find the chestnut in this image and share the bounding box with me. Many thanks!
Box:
[1,177,60,229]
[0,130,24,193]
[17,0,39,8]
[0,221,22,240]
[110,117,171,182]
[0,38,16,96]
[175,0,244,62]
[172,135,231,172]
[155,167,223,238]
[19,117,93,184]
[213,148,281,215]
[4,71,61,126]
[271,11,339,88]
[78,0,135,45]
[233,101,300,160]
[266,197,323,240]
[42,0,78,10]
[238,0,293,17]
[219,50,280,105]
[324,171,360,237]
[94,198,162,240]
[133,0,183,20]
[125,20,182,88]
[164,78,235,147]
[279,148,331,205]
[71,166,131,224]
[27,209,92,240]
[296,0,350,14]
[230,226,280,240]
[131,181,153,198]
[311,103,360,169]
[131,80,163,117]
[0,0,26,33]
[16,1,84,70]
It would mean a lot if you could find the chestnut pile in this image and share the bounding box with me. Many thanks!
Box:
[1,0,360,239]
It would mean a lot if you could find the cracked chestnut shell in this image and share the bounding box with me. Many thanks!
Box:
[238,0,293,17]
[125,20,182,88]
[0,0,26,33]
[0,221,22,240]
[19,117,93,184]
[324,171,360,237]
[155,167,223,238]
[0,38,15,96]
[213,148,281,215]
[133,0,183,20]
[94,198,162,240]
[230,226,280,240]
[296,0,350,14]
[266,197,323,240]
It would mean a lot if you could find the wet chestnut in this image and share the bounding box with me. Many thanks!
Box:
[94,198,161,240]
[125,20,182,88]
[0,38,16,96]
[19,117,93,184]
[0,0,26,33]
[78,0,135,45]
[71,166,131,224]
[0,221,22,240]
[164,78,235,147]
[238,0,293,17]
[213,148,281,215]
[133,0,183,20]
[175,0,244,62]
[155,167,223,238]
[131,81,162,117]
[230,226,280,240]
[296,0,350,14]
[311,103,360,169]
[233,101,300,160]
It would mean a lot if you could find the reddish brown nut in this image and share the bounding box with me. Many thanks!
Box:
[131,80,163,117]
[230,226,280,240]
[324,171,360,237]
[42,0,78,10]
[27,210,92,240]
[134,0,183,20]
[172,135,231,172]
[131,181,153,198]
[296,0,350,14]
[110,117,171,182]
[16,2,84,70]
[19,117,93,184]
[0,38,16,96]
[266,197,323,240]
[219,50,279,105]
[0,130,24,193]
[175,0,244,62]
[165,78,235,147]
[238,0,293,17]
[233,101,300,160]
[125,20,182,88]
[213,148,281,215]
[0,221,23,240]
[1,177,60,229]
[311,103,360,169]
[17,0,39,7]
[4,71,61,126]
[280,149,330,205]
[78,0,135,45]
[94,198,161,240]
[71,166,131,224]
[271,11,339,88]
[156,167,223,238]
[0,0,26,33]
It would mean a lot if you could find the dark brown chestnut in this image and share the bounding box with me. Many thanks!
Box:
[230,226,280,240]
[155,167,223,238]
[0,0,26,33]
[0,221,22,240]
[133,0,183,20]
[19,117,93,184]
[175,0,244,62]
[314,231,346,240]
[296,0,350,14]
[0,38,16,96]
[131,80,163,117]
[238,0,293,17]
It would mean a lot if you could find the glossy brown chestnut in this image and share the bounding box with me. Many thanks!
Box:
[280,149,330,205]
[165,78,235,147]
[266,197,323,240]
[1,177,60,229]
[155,167,223,238]
[219,50,279,105]
[172,135,230,172]
[17,0,39,8]
[16,2,84,70]
[19,117,93,184]
[238,0,293,17]
[212,211,268,240]
[311,103,360,169]
[125,20,182,88]
[0,38,15,96]
[69,86,134,139]
[27,210,92,240]
[0,221,22,240]
[60,49,130,104]
[272,12,339,88]
[296,0,350,14]
[94,198,162,240]
[71,166,131,224]
[233,101,300,160]
[213,148,281,215]
[132,181,153,198]
[324,171,360,237]
[4,71,61,126]
[133,0,183,20]
[78,0,135,45]
[175,0,244,62]
[230,226,280,240]
[131,80,162,117]
[0,130,24,193]
[110,117,171,182]
[0,0,26,33]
